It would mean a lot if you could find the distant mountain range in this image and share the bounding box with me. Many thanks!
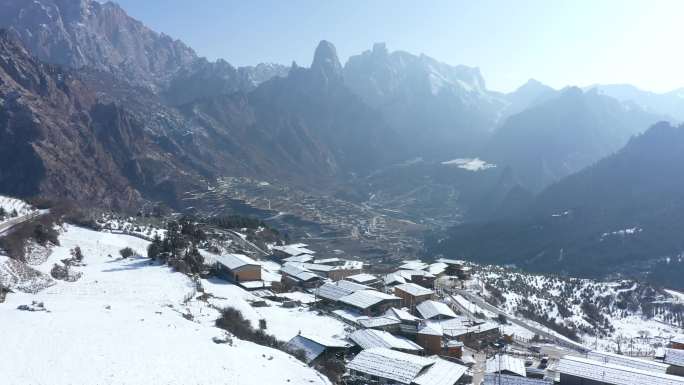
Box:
[427,122,684,288]
[0,0,682,216]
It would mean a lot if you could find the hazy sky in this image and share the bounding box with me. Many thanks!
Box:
[113,0,684,93]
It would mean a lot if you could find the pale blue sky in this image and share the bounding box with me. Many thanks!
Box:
[112,0,684,93]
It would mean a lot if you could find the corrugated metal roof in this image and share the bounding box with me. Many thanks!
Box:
[558,355,684,385]
[413,358,468,385]
[285,335,325,363]
[395,282,434,297]
[316,282,355,301]
[273,244,315,256]
[387,307,422,322]
[426,262,448,275]
[672,335,684,345]
[282,254,314,263]
[346,273,378,284]
[666,348,684,367]
[398,269,435,280]
[340,290,399,310]
[417,300,457,320]
[347,348,434,384]
[280,263,320,282]
[215,253,260,270]
[350,329,423,351]
[486,355,527,377]
[436,258,465,266]
[336,279,370,291]
[399,260,429,270]
[484,374,552,385]
[358,316,401,329]
[384,273,407,285]
[587,350,669,373]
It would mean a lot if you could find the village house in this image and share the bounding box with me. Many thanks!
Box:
[394,283,434,309]
[338,290,401,316]
[416,300,457,321]
[666,348,684,376]
[214,253,261,283]
[397,269,436,288]
[346,273,381,288]
[483,374,552,385]
[280,263,324,289]
[558,355,684,385]
[285,334,349,365]
[271,243,315,260]
[349,329,423,354]
[486,355,527,377]
[346,347,469,385]
[672,335,684,350]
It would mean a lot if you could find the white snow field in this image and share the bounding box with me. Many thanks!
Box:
[0,225,330,385]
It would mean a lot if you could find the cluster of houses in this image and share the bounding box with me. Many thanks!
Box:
[209,243,684,385]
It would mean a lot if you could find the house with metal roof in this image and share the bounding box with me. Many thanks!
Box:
[285,334,349,365]
[272,243,315,259]
[347,348,468,385]
[558,355,684,385]
[395,283,434,309]
[483,374,552,385]
[214,254,261,282]
[587,350,669,373]
[346,273,381,287]
[282,254,315,263]
[339,290,401,316]
[280,263,323,289]
[671,335,684,350]
[416,300,457,320]
[357,315,402,332]
[350,329,423,353]
[486,355,527,377]
[666,348,684,376]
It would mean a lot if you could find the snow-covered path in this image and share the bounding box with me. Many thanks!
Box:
[0,225,330,385]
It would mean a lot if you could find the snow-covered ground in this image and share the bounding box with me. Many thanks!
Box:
[440,157,496,171]
[0,195,34,220]
[0,225,330,385]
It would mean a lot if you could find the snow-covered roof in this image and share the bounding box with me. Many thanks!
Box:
[387,307,422,322]
[316,282,355,302]
[558,355,684,385]
[436,258,465,266]
[484,374,552,385]
[358,316,401,329]
[273,244,315,257]
[416,300,457,320]
[384,273,407,285]
[395,282,434,297]
[214,253,260,270]
[587,350,669,373]
[350,329,423,351]
[340,290,399,310]
[418,323,443,336]
[426,262,448,275]
[486,355,527,377]
[285,334,347,363]
[313,258,342,265]
[280,263,321,282]
[285,335,325,363]
[346,273,378,284]
[665,348,684,368]
[240,280,270,289]
[397,269,435,280]
[399,260,429,270]
[336,280,371,292]
[413,358,468,385]
[672,335,684,344]
[282,254,314,263]
[347,348,434,384]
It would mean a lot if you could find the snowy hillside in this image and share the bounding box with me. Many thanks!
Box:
[0,225,333,385]
[0,195,34,223]
[473,265,684,353]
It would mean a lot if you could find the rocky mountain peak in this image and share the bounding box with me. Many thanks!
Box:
[311,40,343,83]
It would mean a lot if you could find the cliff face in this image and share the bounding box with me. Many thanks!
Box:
[0,0,197,88]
